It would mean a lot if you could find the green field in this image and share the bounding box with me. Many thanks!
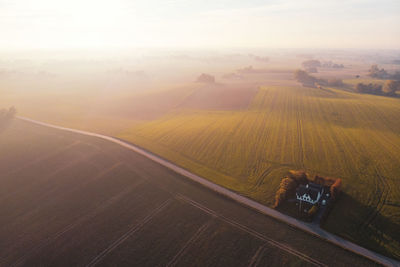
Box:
[119,85,400,259]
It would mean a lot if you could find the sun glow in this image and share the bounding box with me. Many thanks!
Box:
[1,0,140,49]
[1,0,399,50]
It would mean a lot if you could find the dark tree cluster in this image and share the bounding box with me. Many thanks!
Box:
[274,177,297,208]
[355,81,399,97]
[321,61,344,68]
[355,83,383,95]
[294,69,344,88]
[301,60,344,73]
[302,60,321,73]
[294,69,317,87]
[288,170,308,184]
[368,65,400,80]
[330,179,342,201]
[274,170,307,208]
[302,60,321,69]
[383,80,400,96]
[368,65,390,79]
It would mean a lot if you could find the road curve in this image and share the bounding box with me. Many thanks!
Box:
[17,116,399,267]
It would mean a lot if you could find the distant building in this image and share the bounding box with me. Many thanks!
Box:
[296,183,324,205]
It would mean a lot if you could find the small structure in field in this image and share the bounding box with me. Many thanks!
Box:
[296,183,324,205]
[274,170,341,224]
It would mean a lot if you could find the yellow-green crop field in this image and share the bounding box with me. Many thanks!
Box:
[119,85,400,258]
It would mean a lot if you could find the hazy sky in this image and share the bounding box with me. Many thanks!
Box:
[1,0,399,50]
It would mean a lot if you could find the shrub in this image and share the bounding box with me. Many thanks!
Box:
[280,177,297,191]
[313,175,325,186]
[355,83,383,95]
[294,70,344,88]
[274,177,298,208]
[330,178,342,200]
[274,188,287,208]
[288,170,308,184]
[294,69,317,87]
[383,80,400,95]
[313,175,336,187]
[308,205,318,216]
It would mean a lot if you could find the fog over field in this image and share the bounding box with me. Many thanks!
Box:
[1,0,400,266]
[1,48,398,128]
[1,47,400,261]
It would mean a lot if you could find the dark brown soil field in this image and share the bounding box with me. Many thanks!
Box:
[0,119,380,266]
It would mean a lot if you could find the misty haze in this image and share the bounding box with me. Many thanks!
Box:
[0,1,400,266]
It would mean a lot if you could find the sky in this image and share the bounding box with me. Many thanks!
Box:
[0,0,399,50]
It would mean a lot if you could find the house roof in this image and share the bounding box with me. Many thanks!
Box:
[308,182,323,191]
[296,185,308,196]
[296,183,323,201]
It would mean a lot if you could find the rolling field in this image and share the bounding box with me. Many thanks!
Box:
[119,85,400,259]
[0,119,380,266]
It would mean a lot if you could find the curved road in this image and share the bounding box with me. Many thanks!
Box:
[17,116,399,267]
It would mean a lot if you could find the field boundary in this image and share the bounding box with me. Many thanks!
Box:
[16,116,399,267]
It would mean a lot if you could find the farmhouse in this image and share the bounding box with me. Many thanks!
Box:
[296,183,324,205]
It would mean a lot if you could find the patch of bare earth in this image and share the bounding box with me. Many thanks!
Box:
[178,83,259,110]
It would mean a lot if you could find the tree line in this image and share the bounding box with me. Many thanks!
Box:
[301,60,344,73]
[294,69,344,88]
[355,65,400,97]
[295,67,400,97]
[368,65,400,80]
[356,80,400,96]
